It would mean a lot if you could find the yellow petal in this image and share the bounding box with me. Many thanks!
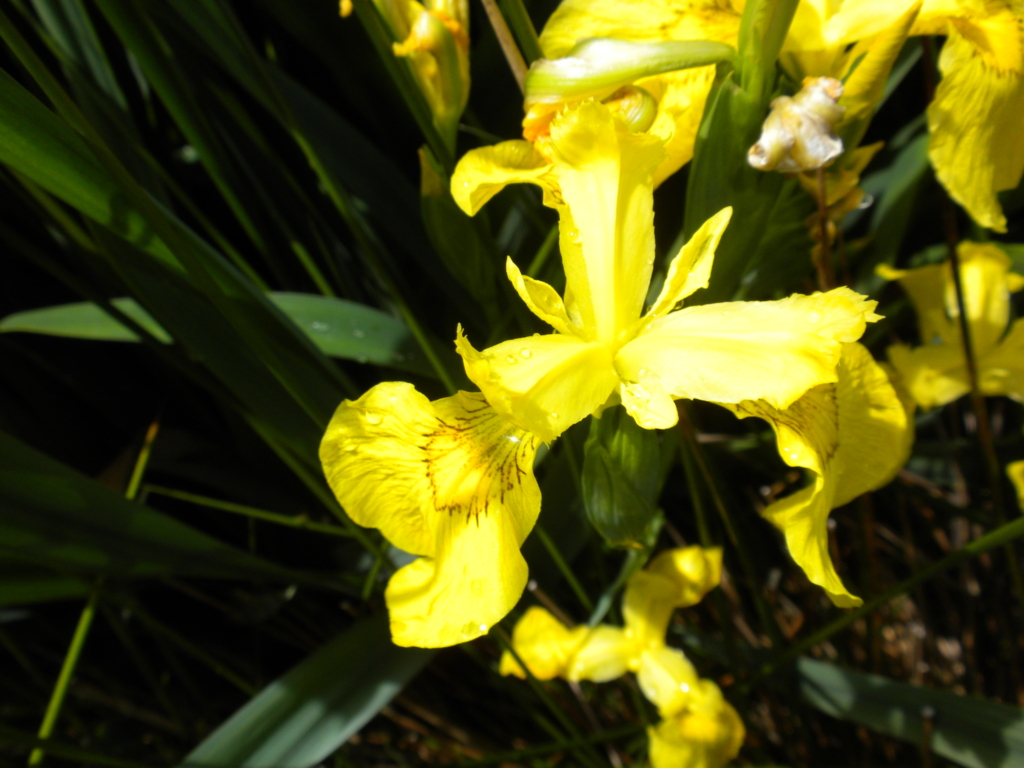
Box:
[499,607,589,680]
[831,343,915,507]
[979,319,1024,401]
[637,646,701,717]
[623,570,681,647]
[838,2,922,130]
[1009,460,1024,512]
[457,327,620,442]
[648,680,745,768]
[565,625,635,682]
[320,384,542,647]
[505,258,576,336]
[544,101,665,343]
[646,546,724,608]
[616,287,881,419]
[927,11,1024,232]
[723,343,910,608]
[886,342,971,409]
[954,241,1020,353]
[877,262,956,346]
[451,140,551,216]
[646,208,733,319]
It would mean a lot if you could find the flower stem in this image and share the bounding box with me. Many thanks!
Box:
[479,0,528,93]
[813,166,835,290]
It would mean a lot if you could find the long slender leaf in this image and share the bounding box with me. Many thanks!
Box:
[1,293,438,377]
[179,613,433,768]
[0,429,327,588]
[798,657,1024,768]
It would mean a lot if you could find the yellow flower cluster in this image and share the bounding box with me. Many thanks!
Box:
[500,546,744,768]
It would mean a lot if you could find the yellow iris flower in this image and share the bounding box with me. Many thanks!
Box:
[535,0,1023,230]
[453,100,881,444]
[724,342,913,606]
[320,384,542,648]
[1010,461,1024,511]
[880,241,1024,409]
[500,547,743,767]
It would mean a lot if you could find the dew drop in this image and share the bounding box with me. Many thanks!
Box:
[364,412,383,425]
[637,368,647,377]
[549,412,559,420]
[807,311,822,324]
[352,328,366,338]
[310,321,329,331]
[520,348,532,359]
[722,310,730,316]
[463,181,470,188]
[478,623,488,633]
[679,682,690,693]
[505,354,517,364]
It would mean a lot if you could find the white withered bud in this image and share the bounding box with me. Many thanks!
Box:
[748,77,845,173]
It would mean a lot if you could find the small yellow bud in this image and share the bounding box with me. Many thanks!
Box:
[603,85,658,134]
[748,77,845,173]
[340,0,353,17]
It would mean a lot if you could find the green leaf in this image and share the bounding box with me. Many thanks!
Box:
[0,560,90,605]
[0,429,326,588]
[798,657,1024,768]
[1,294,436,377]
[0,297,172,343]
[180,613,433,768]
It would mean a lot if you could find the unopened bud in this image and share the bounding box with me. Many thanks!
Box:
[340,0,353,17]
[748,77,845,173]
[603,85,658,133]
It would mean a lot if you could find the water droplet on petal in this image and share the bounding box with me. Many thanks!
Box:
[520,348,532,359]
[505,355,517,364]
[679,682,690,693]
[637,368,647,377]
[549,412,559,420]
[807,311,821,324]
[722,310,730,316]
[364,412,382,425]
[478,623,488,633]
[463,181,470,188]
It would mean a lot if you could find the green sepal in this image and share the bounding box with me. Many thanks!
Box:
[524,38,735,107]
[581,406,664,549]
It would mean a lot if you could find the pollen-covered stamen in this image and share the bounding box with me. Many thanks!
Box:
[425,392,539,521]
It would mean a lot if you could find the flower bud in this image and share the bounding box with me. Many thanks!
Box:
[748,77,845,173]
[603,85,659,133]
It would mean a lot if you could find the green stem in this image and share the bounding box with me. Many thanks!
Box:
[492,630,609,768]
[588,549,646,627]
[143,484,354,538]
[496,0,543,63]
[526,225,559,278]
[479,0,528,93]
[535,525,593,613]
[676,404,781,648]
[749,512,1024,687]
[28,586,100,766]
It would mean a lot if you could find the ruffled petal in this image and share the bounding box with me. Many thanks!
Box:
[544,101,665,342]
[505,258,576,336]
[565,625,634,682]
[321,384,542,648]
[457,327,620,442]
[877,262,956,346]
[451,140,551,216]
[831,343,915,507]
[616,287,880,415]
[320,382,438,555]
[646,208,733,319]
[927,11,1024,232]
[499,606,590,680]
[637,646,701,717]
[724,343,909,607]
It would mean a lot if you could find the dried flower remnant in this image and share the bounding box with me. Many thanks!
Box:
[748,77,845,173]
